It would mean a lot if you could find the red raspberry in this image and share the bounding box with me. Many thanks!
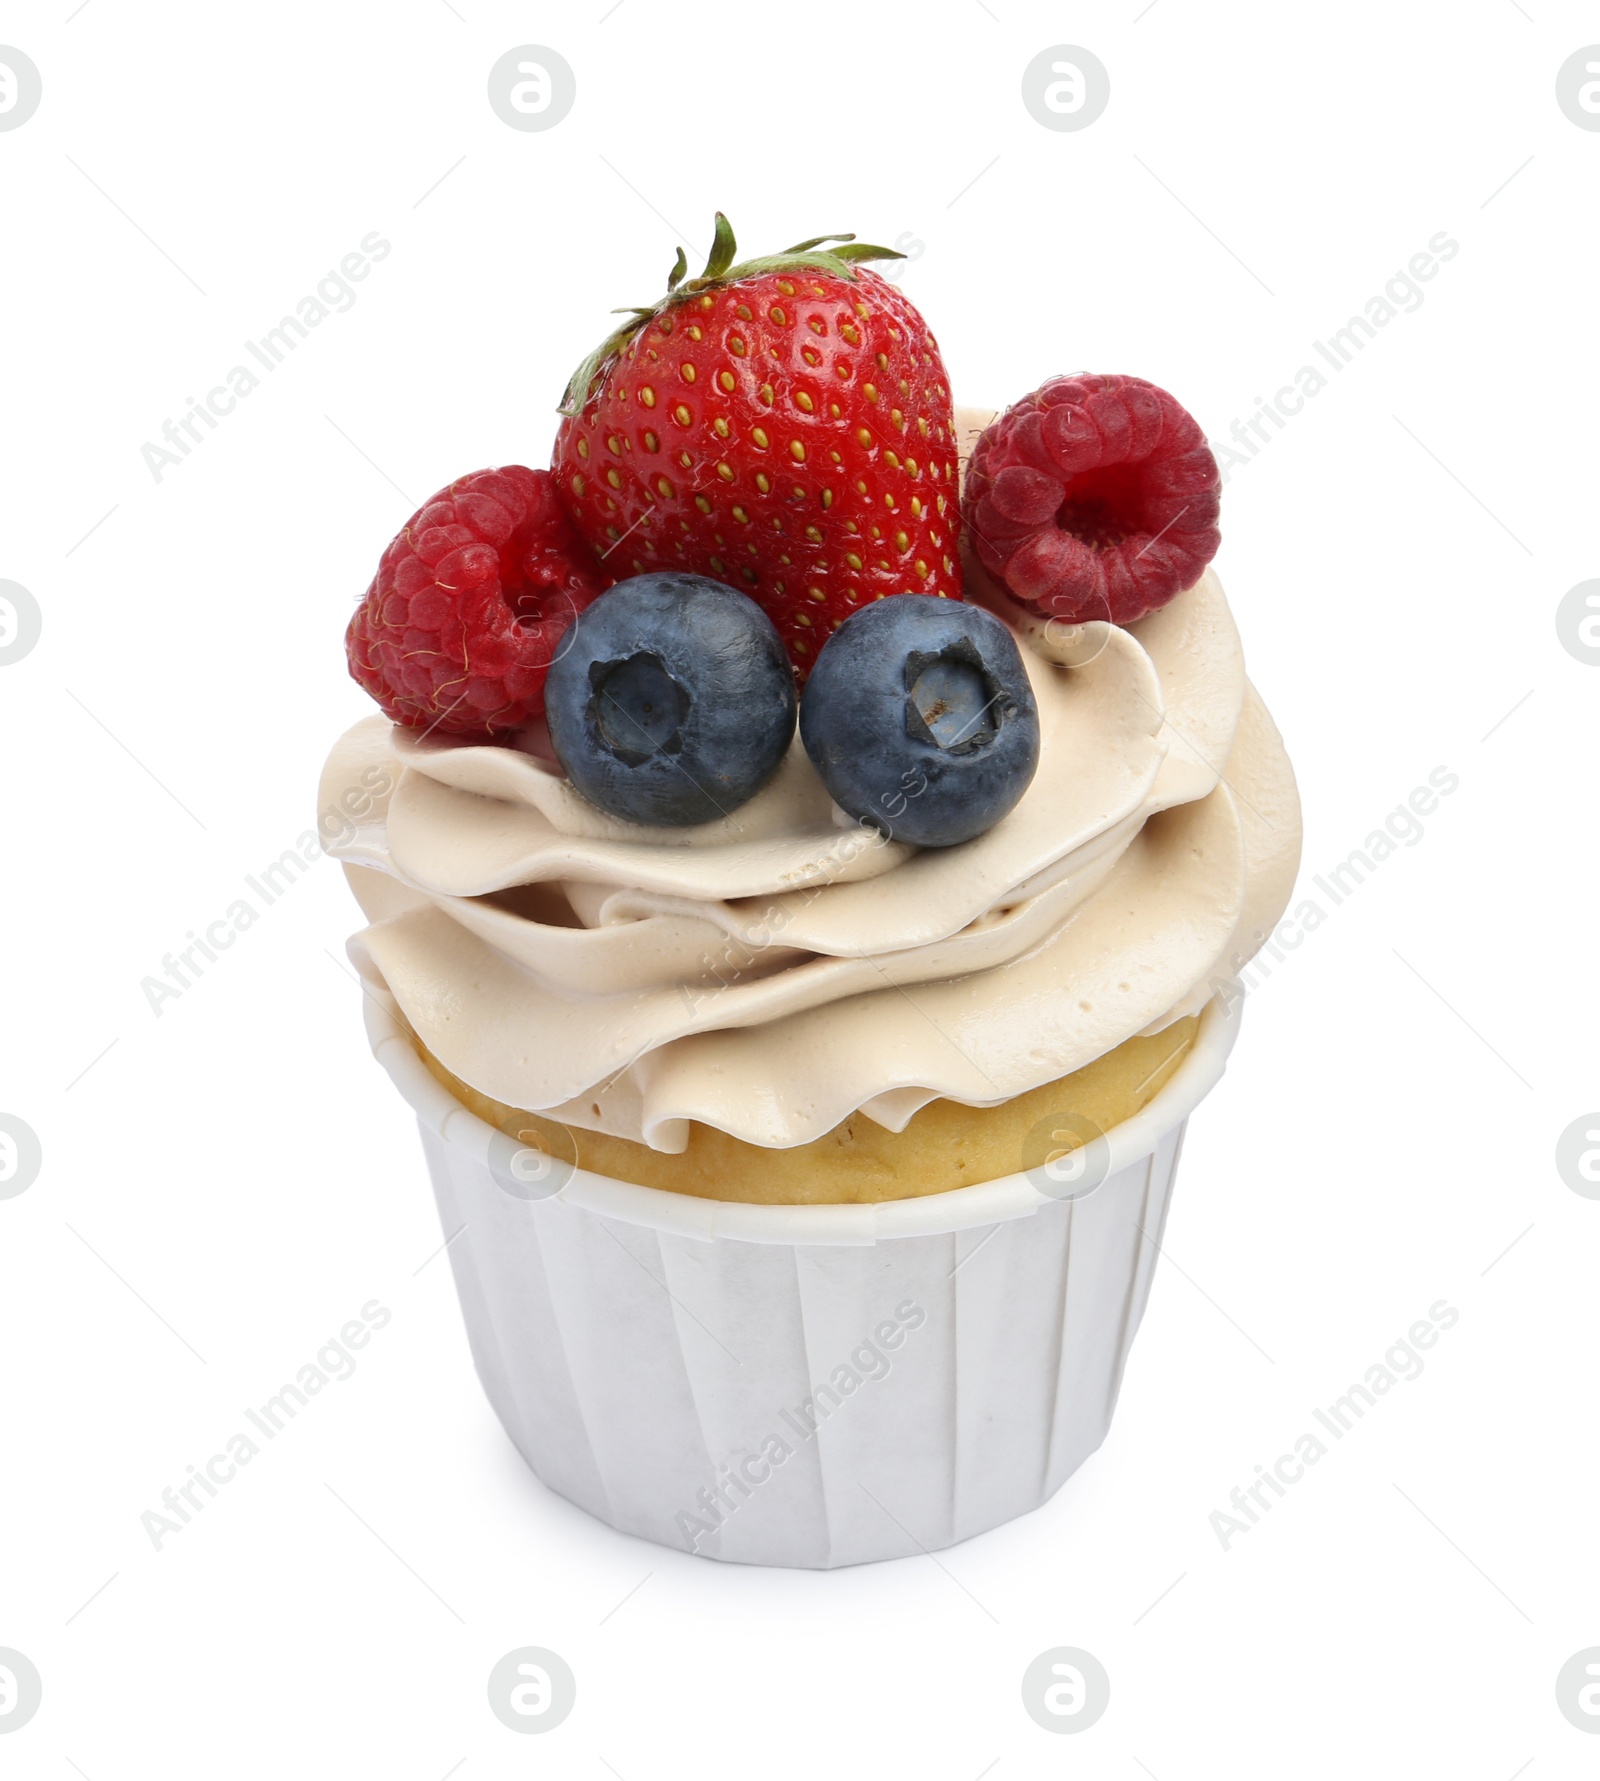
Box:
[962,375,1221,626]
[346,466,609,739]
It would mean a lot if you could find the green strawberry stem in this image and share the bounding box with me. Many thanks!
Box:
[557,212,905,417]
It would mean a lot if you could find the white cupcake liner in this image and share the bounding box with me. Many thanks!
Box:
[364,987,1241,1568]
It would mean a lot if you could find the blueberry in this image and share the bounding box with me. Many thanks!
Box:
[799,596,1039,847]
[544,572,797,826]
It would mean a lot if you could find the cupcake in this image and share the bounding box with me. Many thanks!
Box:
[323,218,1300,1567]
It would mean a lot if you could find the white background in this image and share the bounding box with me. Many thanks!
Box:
[2,1,1596,1773]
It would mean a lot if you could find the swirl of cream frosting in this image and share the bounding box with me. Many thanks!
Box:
[322,407,1301,1152]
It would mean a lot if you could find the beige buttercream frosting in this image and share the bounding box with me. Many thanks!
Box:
[322,406,1301,1151]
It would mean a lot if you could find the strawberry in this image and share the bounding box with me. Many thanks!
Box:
[551,215,963,675]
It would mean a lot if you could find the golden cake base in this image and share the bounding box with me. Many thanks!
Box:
[414,1015,1199,1206]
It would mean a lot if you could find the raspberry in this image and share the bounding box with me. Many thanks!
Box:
[961,375,1221,626]
[346,466,609,739]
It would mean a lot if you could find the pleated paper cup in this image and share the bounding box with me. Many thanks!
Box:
[363,987,1241,1569]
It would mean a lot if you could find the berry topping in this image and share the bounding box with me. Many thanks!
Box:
[799,595,1039,848]
[962,375,1221,626]
[347,466,608,739]
[552,214,964,677]
[544,572,797,828]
